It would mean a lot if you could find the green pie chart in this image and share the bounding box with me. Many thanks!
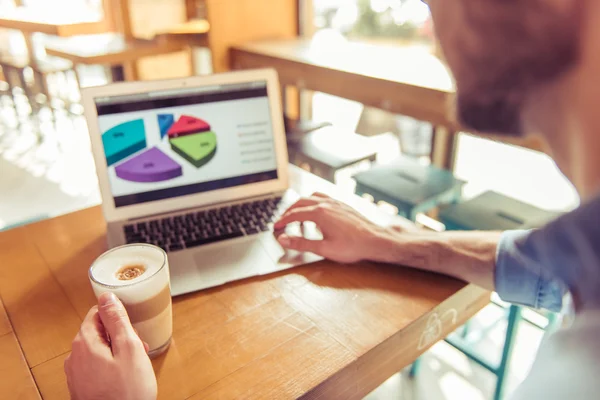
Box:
[169,131,217,168]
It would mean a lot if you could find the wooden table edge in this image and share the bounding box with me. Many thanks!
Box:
[301,284,491,399]
[230,46,458,130]
[230,45,452,99]
[0,18,108,37]
[156,34,209,48]
[45,42,186,65]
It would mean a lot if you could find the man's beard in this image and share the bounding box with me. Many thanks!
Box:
[456,91,524,136]
[449,1,581,137]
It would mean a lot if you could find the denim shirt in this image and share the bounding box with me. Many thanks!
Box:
[496,230,566,312]
[494,195,600,399]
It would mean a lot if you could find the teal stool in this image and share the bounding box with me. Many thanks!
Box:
[410,191,561,400]
[440,191,562,231]
[288,126,378,183]
[353,157,465,221]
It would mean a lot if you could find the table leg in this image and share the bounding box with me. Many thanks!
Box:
[430,126,458,171]
[300,89,313,121]
[22,33,37,67]
[188,46,199,76]
[110,65,126,82]
[281,84,288,119]
[285,86,300,121]
[110,62,139,82]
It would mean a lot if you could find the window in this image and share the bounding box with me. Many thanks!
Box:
[313,0,433,44]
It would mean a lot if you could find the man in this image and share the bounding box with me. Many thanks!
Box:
[65,0,600,398]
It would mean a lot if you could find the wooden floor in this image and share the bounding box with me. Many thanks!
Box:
[0,93,100,230]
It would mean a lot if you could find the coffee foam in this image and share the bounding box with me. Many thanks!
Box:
[90,246,170,303]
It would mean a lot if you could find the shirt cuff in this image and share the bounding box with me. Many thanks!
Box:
[495,230,564,312]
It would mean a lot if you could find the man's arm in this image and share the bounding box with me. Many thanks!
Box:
[368,228,564,311]
[366,229,501,291]
[276,193,565,312]
[275,193,500,289]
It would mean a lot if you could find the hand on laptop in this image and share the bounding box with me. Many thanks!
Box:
[64,293,157,400]
[275,193,402,263]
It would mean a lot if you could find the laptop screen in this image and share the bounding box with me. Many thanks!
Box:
[94,81,278,208]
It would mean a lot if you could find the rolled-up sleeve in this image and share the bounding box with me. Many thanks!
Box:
[495,230,565,312]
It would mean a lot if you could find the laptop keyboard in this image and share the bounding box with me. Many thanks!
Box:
[124,197,284,252]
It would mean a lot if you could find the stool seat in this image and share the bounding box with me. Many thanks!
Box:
[0,56,27,69]
[354,157,465,220]
[32,57,73,74]
[440,191,561,231]
[284,116,331,141]
[288,126,378,182]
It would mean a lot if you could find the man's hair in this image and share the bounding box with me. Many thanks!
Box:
[452,0,581,135]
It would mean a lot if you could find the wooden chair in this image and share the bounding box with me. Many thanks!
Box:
[0,54,74,112]
[30,57,78,108]
[0,56,27,101]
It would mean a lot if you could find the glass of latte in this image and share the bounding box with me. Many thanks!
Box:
[89,244,172,358]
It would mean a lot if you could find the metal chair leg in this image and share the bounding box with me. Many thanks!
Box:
[494,305,521,400]
[460,319,472,338]
[409,358,422,378]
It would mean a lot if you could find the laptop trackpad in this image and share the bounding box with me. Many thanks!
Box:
[260,222,324,274]
[192,240,273,288]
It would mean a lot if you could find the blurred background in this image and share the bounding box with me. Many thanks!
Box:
[0,0,577,399]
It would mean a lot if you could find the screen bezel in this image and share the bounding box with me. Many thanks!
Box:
[83,68,288,223]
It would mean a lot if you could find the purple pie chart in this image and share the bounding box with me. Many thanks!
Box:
[115,147,182,183]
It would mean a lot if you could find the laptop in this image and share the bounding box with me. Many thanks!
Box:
[82,69,322,296]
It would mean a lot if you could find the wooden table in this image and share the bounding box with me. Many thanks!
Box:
[0,296,39,399]
[155,19,210,75]
[44,33,184,82]
[156,19,210,46]
[0,7,108,37]
[0,166,489,399]
[230,39,547,169]
[232,39,454,128]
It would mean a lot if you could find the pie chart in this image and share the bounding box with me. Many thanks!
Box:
[115,147,183,183]
[167,115,211,138]
[167,115,217,168]
[157,114,175,139]
[170,131,217,168]
[103,114,217,186]
[102,119,147,166]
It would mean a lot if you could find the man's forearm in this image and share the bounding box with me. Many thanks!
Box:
[367,229,502,291]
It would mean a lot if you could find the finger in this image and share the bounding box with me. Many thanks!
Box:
[133,328,149,354]
[279,197,322,219]
[97,292,138,353]
[79,306,111,350]
[285,197,321,211]
[63,353,71,373]
[278,234,323,254]
[274,206,322,229]
[64,355,74,396]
